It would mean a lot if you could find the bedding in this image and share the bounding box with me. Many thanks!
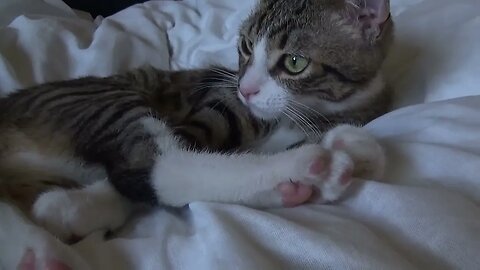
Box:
[1,0,480,269]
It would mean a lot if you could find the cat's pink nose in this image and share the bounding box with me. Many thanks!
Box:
[239,87,260,101]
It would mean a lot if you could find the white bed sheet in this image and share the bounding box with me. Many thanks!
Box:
[1,0,480,269]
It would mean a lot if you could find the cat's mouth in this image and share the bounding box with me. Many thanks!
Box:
[243,100,285,121]
[248,105,279,120]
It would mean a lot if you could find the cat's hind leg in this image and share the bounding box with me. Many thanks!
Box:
[0,201,90,270]
[32,180,132,242]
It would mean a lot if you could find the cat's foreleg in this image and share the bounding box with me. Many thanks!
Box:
[140,117,354,208]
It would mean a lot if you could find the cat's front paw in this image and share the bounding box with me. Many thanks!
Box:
[278,144,354,206]
[0,201,90,270]
[17,249,72,270]
[321,125,385,179]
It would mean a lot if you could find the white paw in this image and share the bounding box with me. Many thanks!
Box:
[0,201,89,270]
[15,245,90,270]
[321,125,385,179]
[239,144,354,208]
[286,144,355,203]
[32,181,130,241]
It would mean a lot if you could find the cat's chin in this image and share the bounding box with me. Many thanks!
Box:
[247,105,282,121]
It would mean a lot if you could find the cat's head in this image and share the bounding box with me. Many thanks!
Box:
[237,0,393,121]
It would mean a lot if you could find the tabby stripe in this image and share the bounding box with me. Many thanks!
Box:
[71,98,132,139]
[90,112,146,153]
[48,77,104,88]
[49,92,139,114]
[264,0,276,12]
[134,68,152,87]
[187,120,213,142]
[286,139,307,150]
[124,134,150,151]
[206,101,242,149]
[21,78,103,107]
[21,88,53,109]
[256,0,276,30]
[322,64,365,83]
[33,89,118,111]
[334,89,357,102]
[256,13,268,32]
[113,114,154,145]
[248,22,256,35]
[268,20,294,39]
[249,116,261,136]
[294,0,308,15]
[90,131,122,150]
[61,93,140,124]
[318,88,356,102]
[47,98,98,116]
[40,180,62,186]
[40,179,78,188]
[56,103,95,127]
[175,129,199,148]
[189,84,213,103]
[89,101,146,138]
[278,33,289,50]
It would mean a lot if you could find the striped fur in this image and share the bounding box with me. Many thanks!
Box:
[0,0,393,240]
[0,67,269,207]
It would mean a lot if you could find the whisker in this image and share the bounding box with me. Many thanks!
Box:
[286,105,323,140]
[284,107,309,138]
[189,84,237,97]
[209,67,238,80]
[286,107,316,138]
[289,99,331,126]
[295,107,323,140]
[209,66,237,75]
[197,77,238,85]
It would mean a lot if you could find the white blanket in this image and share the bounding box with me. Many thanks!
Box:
[1,0,480,269]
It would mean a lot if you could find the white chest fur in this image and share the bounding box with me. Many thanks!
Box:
[253,122,307,154]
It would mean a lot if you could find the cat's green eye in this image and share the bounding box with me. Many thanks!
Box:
[283,55,310,74]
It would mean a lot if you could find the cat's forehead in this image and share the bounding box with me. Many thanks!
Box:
[240,0,359,57]
[242,0,343,37]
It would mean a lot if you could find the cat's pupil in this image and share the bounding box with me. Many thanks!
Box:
[291,57,298,66]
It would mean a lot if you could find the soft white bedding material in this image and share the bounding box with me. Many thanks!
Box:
[1,0,480,269]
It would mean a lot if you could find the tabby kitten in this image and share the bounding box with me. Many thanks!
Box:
[0,0,392,242]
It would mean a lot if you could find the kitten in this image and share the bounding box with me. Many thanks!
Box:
[0,0,392,267]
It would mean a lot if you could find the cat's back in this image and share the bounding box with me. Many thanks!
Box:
[0,75,149,161]
[1,76,137,120]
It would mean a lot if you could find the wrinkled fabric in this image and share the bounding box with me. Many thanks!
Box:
[1,0,480,269]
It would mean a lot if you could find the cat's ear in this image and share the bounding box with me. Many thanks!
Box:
[345,0,391,40]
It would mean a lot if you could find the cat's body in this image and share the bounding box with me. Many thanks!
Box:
[2,0,394,268]
[0,65,386,236]
[0,67,265,209]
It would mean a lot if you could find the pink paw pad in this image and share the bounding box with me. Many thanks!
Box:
[308,155,330,175]
[18,249,71,270]
[277,182,313,207]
